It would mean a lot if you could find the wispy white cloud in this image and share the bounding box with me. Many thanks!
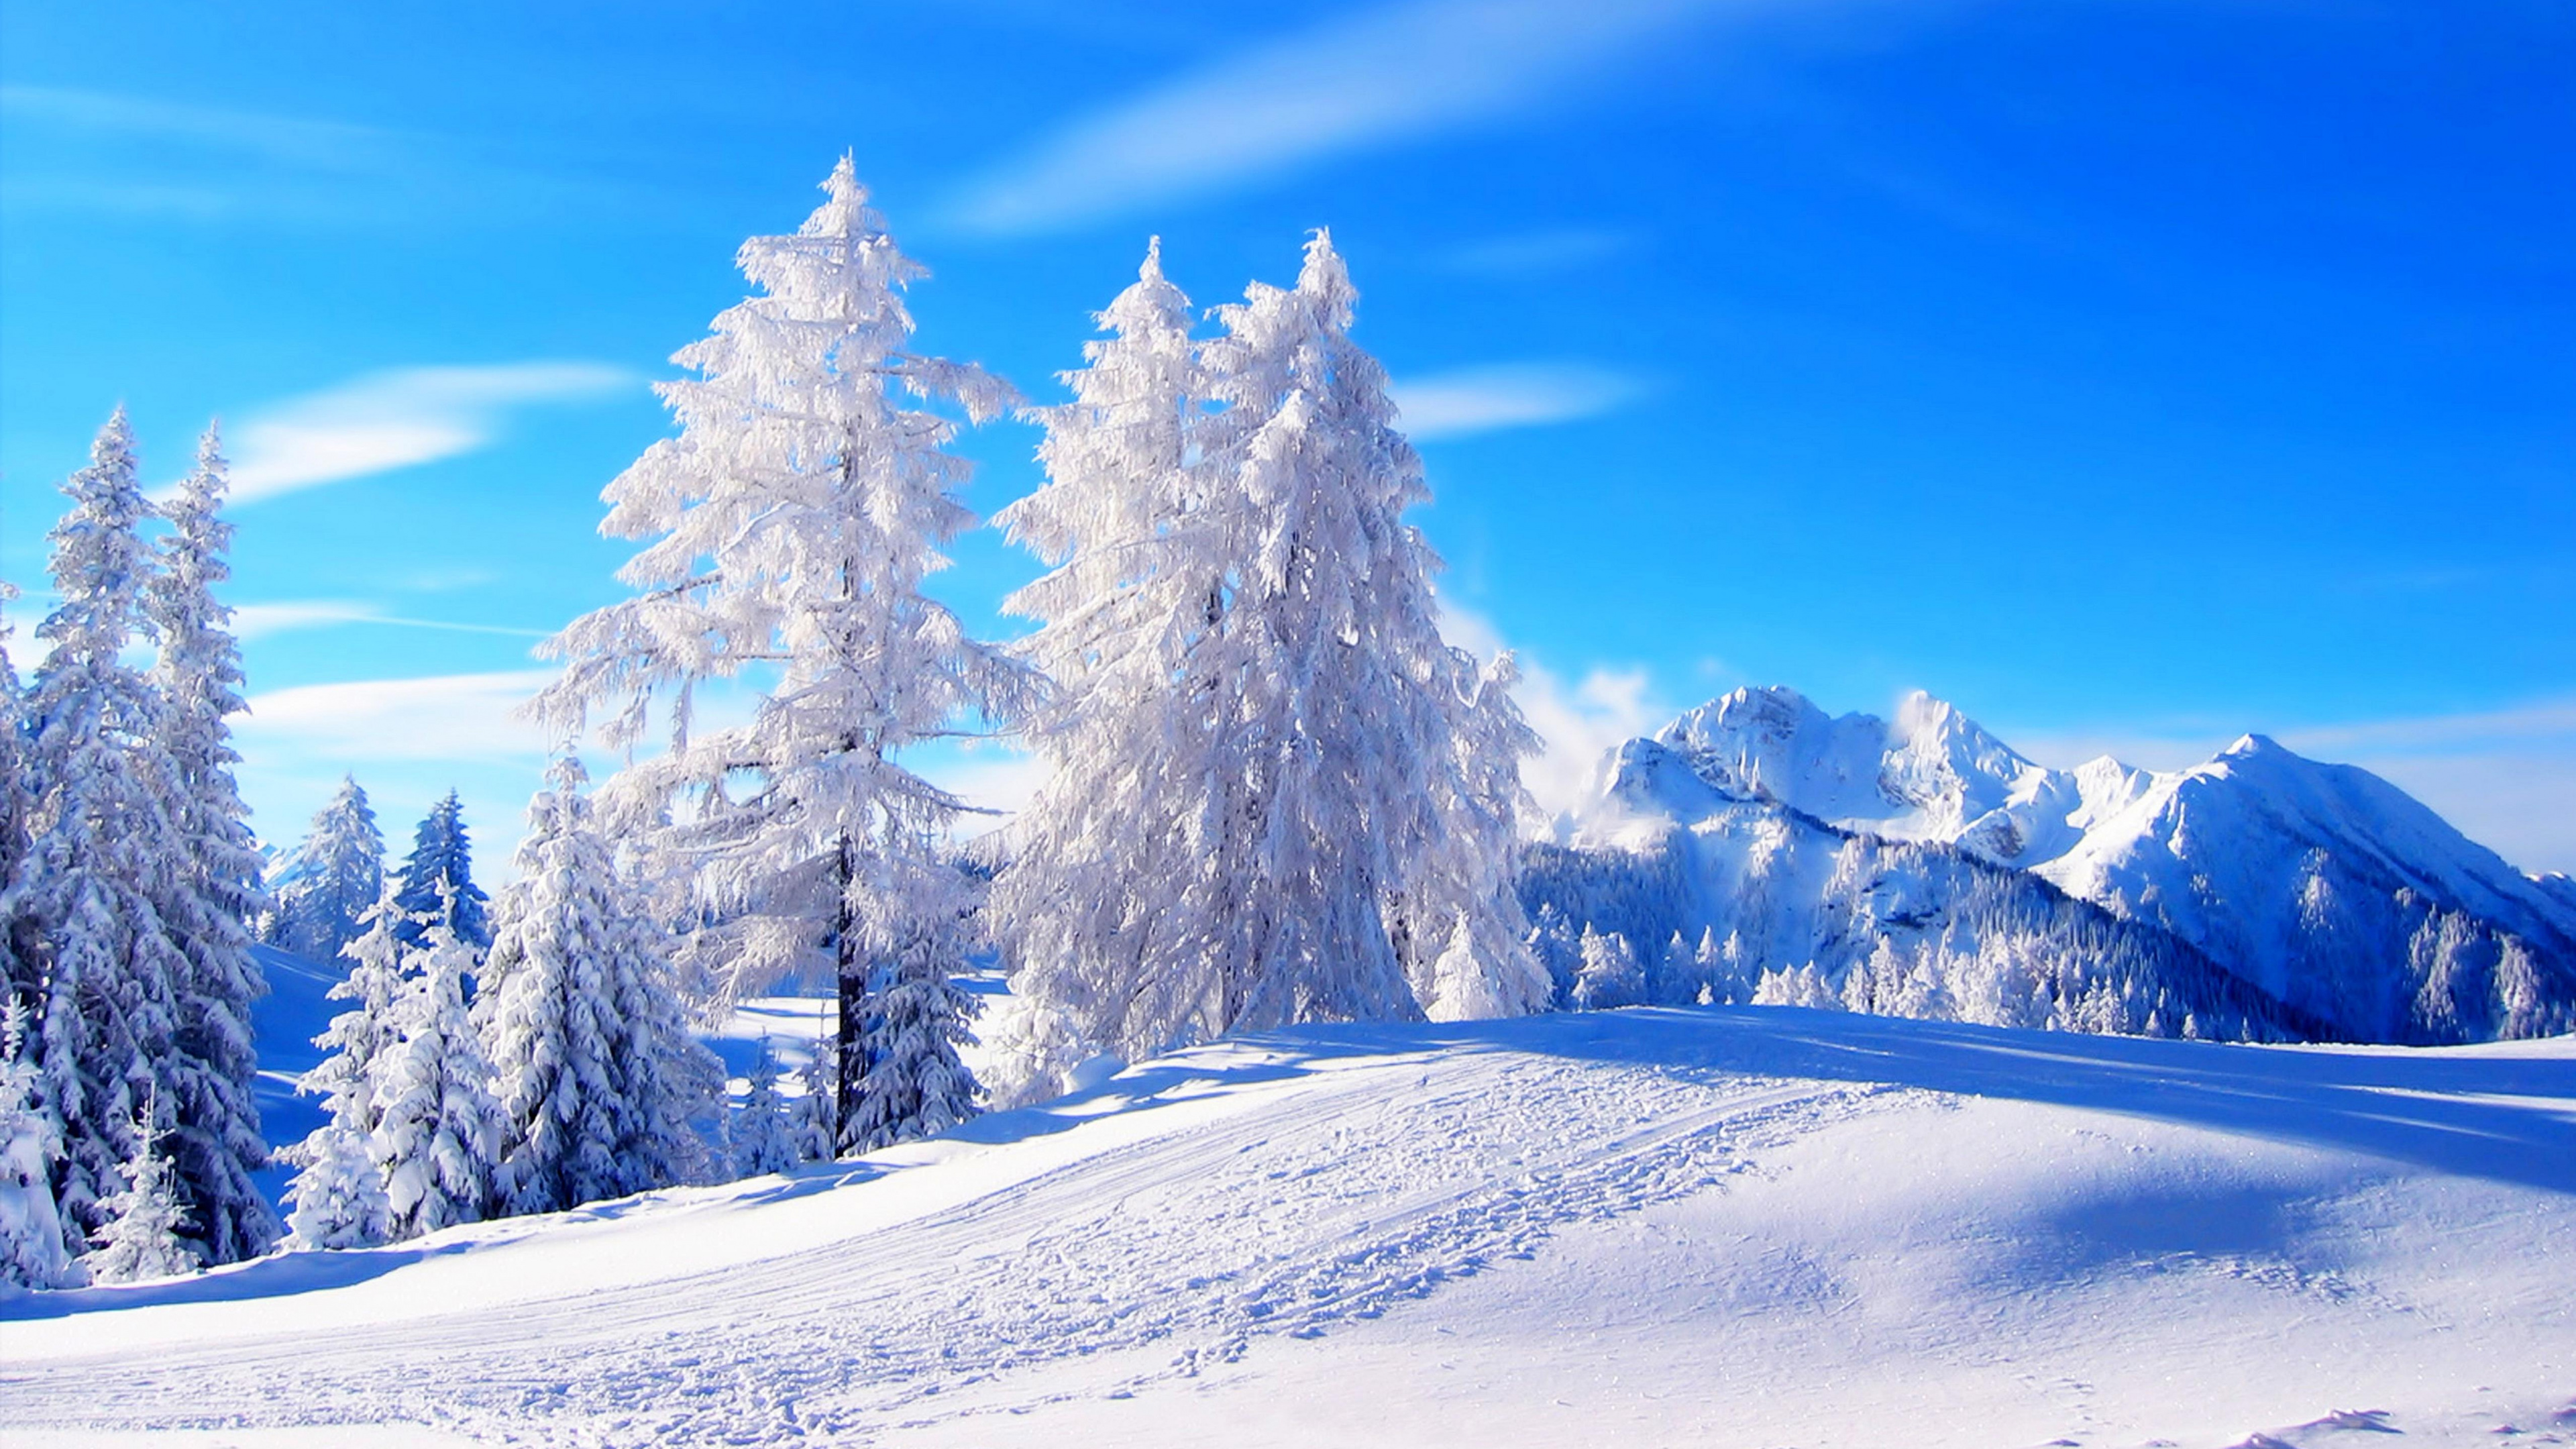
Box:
[0,85,398,221]
[948,0,1759,233]
[1442,227,1642,276]
[1392,362,1643,441]
[237,670,559,763]
[231,600,554,641]
[225,363,633,502]
[1440,604,1675,826]
[2279,698,2576,757]
[0,85,393,168]
[0,85,642,227]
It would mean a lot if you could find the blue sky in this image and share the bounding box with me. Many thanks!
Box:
[3,0,2571,874]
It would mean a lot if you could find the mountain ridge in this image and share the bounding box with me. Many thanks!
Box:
[1553,684,2576,1043]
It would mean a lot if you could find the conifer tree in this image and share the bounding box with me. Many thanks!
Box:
[531,158,1030,1148]
[1528,903,1581,1007]
[391,790,490,953]
[486,758,720,1214]
[998,234,1543,1079]
[989,242,1228,1083]
[849,914,981,1150]
[281,1104,390,1251]
[80,1097,197,1285]
[17,409,189,1256]
[1572,926,1646,1010]
[268,777,385,965]
[297,888,411,1141]
[283,888,411,1250]
[0,998,71,1288]
[796,1034,839,1163]
[731,1036,803,1177]
[0,583,40,1010]
[145,424,276,1264]
[373,900,502,1238]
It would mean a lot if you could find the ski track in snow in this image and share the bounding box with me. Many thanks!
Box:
[1,1038,1883,1446]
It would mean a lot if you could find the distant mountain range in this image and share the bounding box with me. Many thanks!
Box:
[1523,686,2576,1044]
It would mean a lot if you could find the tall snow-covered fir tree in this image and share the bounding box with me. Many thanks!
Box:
[373,899,503,1239]
[987,241,1231,1087]
[994,234,1544,1086]
[15,409,190,1257]
[390,790,491,953]
[79,1096,197,1285]
[282,886,412,1248]
[144,425,276,1265]
[485,757,721,1215]
[268,777,385,965]
[530,158,1028,1150]
[0,998,71,1289]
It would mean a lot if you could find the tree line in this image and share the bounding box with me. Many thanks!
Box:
[1,156,1547,1287]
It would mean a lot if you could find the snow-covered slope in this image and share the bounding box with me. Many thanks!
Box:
[7,1009,2571,1448]
[1578,686,2576,1042]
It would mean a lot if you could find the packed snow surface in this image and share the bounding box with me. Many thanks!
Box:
[5,1007,2572,1448]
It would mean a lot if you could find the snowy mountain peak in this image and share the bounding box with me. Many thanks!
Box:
[1578,686,2576,1044]
[1622,684,2080,867]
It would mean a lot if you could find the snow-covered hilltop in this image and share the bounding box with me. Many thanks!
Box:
[1542,684,2576,1044]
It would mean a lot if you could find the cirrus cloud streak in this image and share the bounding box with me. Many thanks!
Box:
[1391,362,1643,441]
[225,362,634,503]
[948,0,1768,233]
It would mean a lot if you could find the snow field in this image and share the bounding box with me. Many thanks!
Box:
[5,1007,2573,1448]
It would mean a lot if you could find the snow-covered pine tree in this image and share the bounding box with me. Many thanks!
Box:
[731,1036,803,1177]
[849,912,981,1150]
[1527,902,1581,1007]
[16,409,189,1259]
[0,583,40,1012]
[1713,928,1749,1005]
[1409,649,1548,1021]
[80,1096,196,1285]
[144,424,276,1265]
[391,790,491,953]
[529,158,1029,1151]
[1695,927,1727,1005]
[796,1032,838,1163]
[1572,925,1645,1011]
[373,896,503,1238]
[1191,232,1544,1033]
[0,997,71,1289]
[486,757,722,1215]
[268,777,385,965]
[297,886,411,1139]
[282,887,413,1249]
[281,1102,390,1251]
[989,241,1220,1087]
[995,234,1543,1081]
